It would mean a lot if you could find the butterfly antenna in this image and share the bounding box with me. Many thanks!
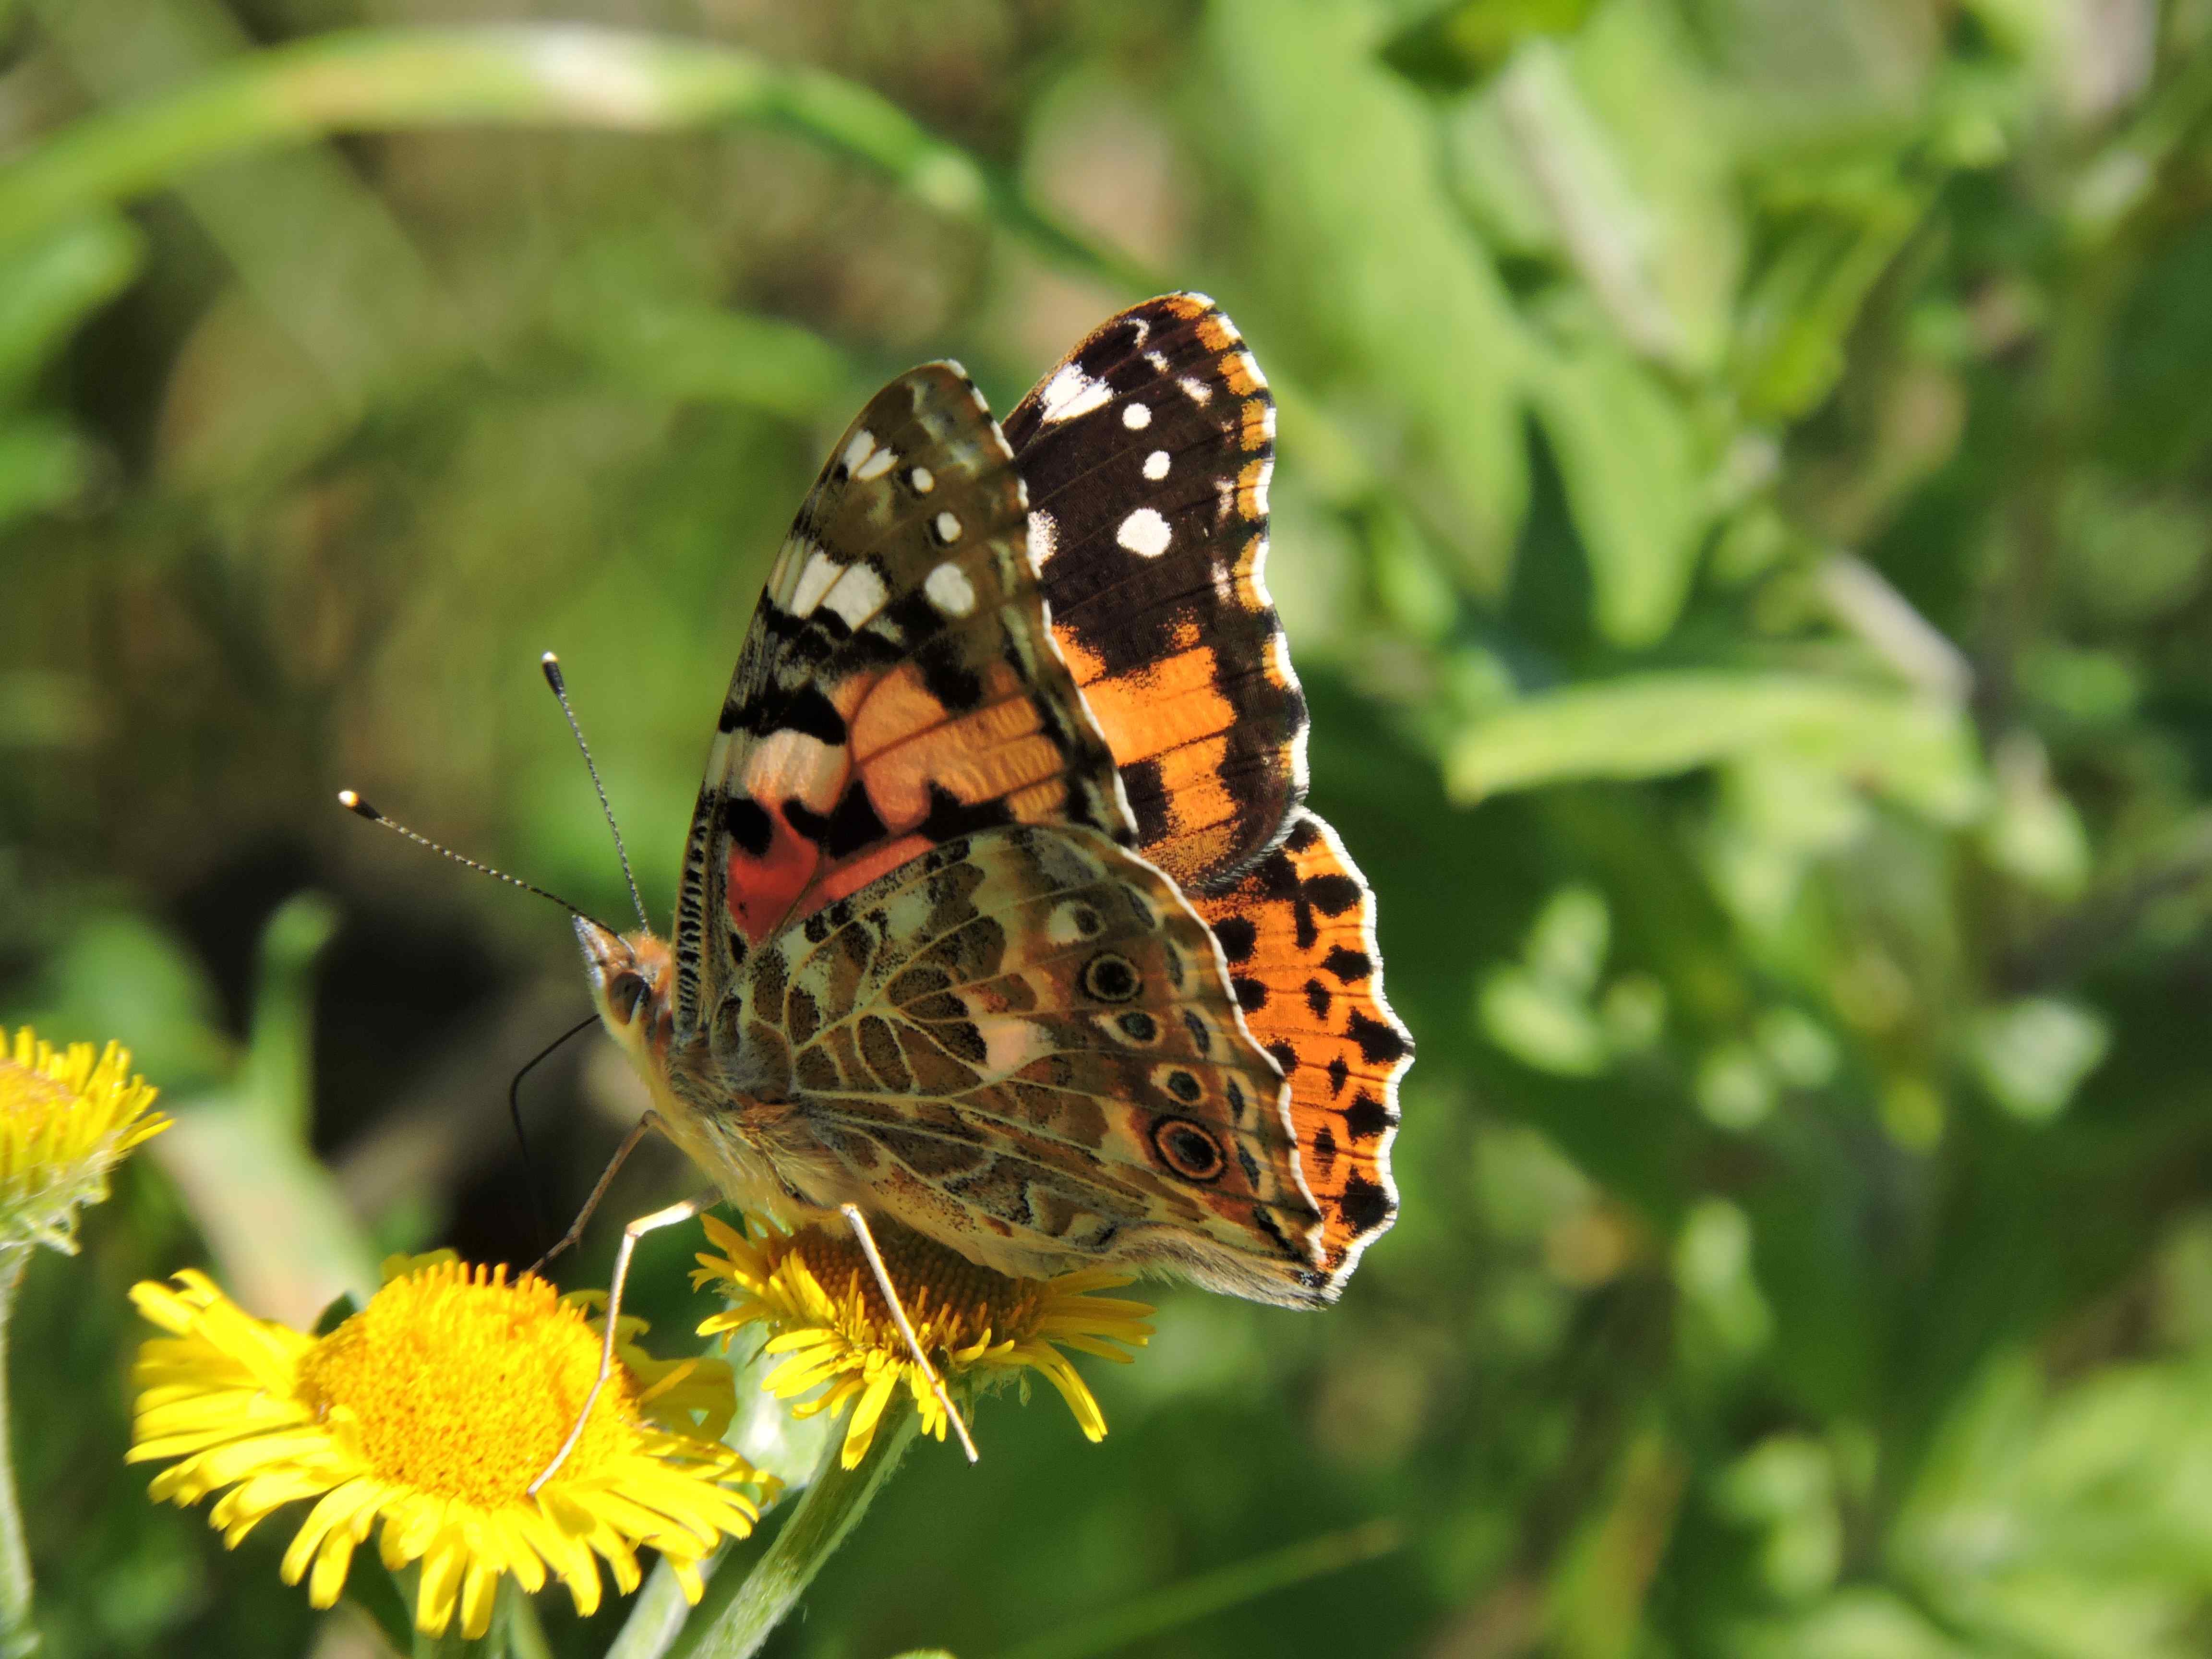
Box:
[336,791,617,933]
[540,652,649,933]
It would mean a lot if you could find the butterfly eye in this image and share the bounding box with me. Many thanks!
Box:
[1080,952,1141,1003]
[1152,1118,1225,1182]
[606,971,648,1022]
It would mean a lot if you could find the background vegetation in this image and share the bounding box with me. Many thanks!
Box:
[7,0,2212,1654]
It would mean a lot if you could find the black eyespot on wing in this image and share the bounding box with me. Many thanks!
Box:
[1151,1117,1225,1181]
[1116,1010,1159,1043]
[1346,1009,1411,1066]
[1212,915,1259,963]
[1304,873,1363,916]
[774,685,849,747]
[1321,945,1372,983]
[1164,1069,1202,1105]
[1081,952,1141,1003]
[1339,1171,1395,1233]
[721,795,774,858]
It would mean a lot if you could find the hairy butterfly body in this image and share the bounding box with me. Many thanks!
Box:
[581,296,1411,1307]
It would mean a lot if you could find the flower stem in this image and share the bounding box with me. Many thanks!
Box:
[669,1396,919,1659]
[0,1244,36,1658]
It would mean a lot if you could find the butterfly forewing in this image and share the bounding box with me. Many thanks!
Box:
[673,365,1133,1034]
[727,825,1327,1305]
[1005,294,1306,895]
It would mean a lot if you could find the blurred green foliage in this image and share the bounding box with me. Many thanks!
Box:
[8,0,2212,1655]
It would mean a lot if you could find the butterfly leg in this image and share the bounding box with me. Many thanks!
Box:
[529,1114,657,1275]
[528,1188,716,1495]
[839,1203,979,1465]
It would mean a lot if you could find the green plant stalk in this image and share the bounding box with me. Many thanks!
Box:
[990,1518,1405,1659]
[667,1397,920,1659]
[0,25,1151,292]
[0,1245,33,1659]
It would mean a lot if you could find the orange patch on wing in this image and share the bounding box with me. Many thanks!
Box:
[1190,813,1408,1274]
[727,801,822,946]
[1222,351,1263,397]
[1058,636,1238,762]
[1239,398,1271,451]
[850,661,1065,830]
[1236,457,1270,521]
[811,833,931,908]
[1196,312,1239,351]
[1151,738,1238,845]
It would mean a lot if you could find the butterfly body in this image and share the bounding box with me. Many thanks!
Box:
[583,296,1410,1309]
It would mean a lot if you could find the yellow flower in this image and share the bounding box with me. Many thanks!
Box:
[0,1027,168,1253]
[693,1215,1153,1469]
[128,1255,772,1640]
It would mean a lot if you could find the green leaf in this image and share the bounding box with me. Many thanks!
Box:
[1380,0,1598,94]
[0,214,143,400]
[1207,0,1530,593]
[0,418,92,530]
[1733,196,1924,420]
[1527,325,1705,646]
[1445,672,1987,823]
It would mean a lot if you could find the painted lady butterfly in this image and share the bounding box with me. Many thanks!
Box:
[577,295,1410,1306]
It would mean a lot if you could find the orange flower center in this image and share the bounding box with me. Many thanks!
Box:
[787,1220,1053,1352]
[297,1264,634,1507]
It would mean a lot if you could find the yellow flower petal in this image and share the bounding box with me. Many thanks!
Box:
[128,1258,768,1636]
[694,1215,1152,1463]
[0,1029,166,1253]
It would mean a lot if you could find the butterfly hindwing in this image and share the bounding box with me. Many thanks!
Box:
[728,824,1330,1306]
[673,366,1133,1034]
[1190,810,1410,1285]
[1005,294,1307,895]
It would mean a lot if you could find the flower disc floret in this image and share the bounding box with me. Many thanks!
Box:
[129,1256,769,1638]
[693,1214,1153,1467]
[0,1027,167,1252]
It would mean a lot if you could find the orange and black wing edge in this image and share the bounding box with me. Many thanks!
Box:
[1190,809,1411,1289]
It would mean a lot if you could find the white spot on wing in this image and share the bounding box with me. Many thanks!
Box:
[1117,507,1172,558]
[1145,351,1169,373]
[1029,509,1059,566]
[1178,376,1212,406]
[934,511,962,543]
[853,444,898,481]
[1122,403,1151,431]
[820,562,888,630]
[1143,449,1170,481]
[908,465,934,493]
[841,428,878,475]
[790,548,840,616]
[1038,363,1112,425]
[1248,456,1274,517]
[925,561,975,616]
[1046,900,1100,945]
